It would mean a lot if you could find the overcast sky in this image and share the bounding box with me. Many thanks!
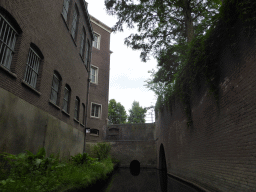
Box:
[86,0,157,123]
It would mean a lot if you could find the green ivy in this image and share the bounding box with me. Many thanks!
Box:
[155,0,256,126]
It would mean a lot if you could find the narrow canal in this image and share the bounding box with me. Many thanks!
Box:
[79,167,204,192]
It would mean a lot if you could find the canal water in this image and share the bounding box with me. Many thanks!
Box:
[81,168,204,192]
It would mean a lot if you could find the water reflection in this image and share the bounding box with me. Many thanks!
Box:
[103,168,202,192]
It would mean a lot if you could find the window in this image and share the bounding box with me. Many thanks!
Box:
[80,28,86,59]
[0,13,18,70]
[90,129,99,135]
[74,96,80,120]
[70,5,79,40]
[50,72,61,105]
[92,32,100,49]
[91,103,101,118]
[62,0,70,22]
[82,103,85,125]
[62,85,71,113]
[24,46,43,89]
[90,65,98,84]
[85,40,91,68]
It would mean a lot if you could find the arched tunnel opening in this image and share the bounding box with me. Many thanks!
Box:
[159,143,167,192]
[130,160,140,176]
[159,143,167,171]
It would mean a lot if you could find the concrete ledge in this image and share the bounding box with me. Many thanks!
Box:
[167,172,213,192]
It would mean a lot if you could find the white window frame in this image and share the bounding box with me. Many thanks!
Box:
[90,65,98,84]
[92,32,100,49]
[91,102,102,118]
[0,13,18,70]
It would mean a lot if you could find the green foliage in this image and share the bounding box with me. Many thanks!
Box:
[108,99,127,124]
[70,153,96,166]
[151,0,256,126]
[127,101,147,124]
[1,148,64,178]
[105,0,221,64]
[0,148,115,192]
[92,142,112,161]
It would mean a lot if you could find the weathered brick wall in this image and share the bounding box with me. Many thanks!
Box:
[0,0,93,136]
[156,24,256,191]
[106,123,156,141]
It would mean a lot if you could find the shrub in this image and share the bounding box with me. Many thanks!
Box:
[70,153,98,166]
[92,142,111,161]
[1,148,65,178]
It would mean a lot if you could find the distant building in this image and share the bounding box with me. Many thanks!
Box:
[86,15,112,141]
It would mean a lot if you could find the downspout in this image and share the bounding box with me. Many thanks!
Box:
[83,44,93,153]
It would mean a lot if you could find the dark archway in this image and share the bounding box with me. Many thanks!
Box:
[130,160,140,176]
[159,143,167,170]
[159,144,167,192]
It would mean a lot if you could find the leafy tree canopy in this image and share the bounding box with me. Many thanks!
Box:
[105,0,222,84]
[128,101,147,123]
[108,99,127,124]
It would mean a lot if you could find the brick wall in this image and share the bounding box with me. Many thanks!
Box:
[156,23,256,191]
[106,123,156,141]
[0,0,93,136]
[86,15,111,141]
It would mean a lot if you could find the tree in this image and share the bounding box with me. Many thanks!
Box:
[128,101,147,124]
[108,99,127,124]
[105,0,221,83]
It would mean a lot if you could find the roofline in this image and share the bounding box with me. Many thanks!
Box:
[90,15,112,34]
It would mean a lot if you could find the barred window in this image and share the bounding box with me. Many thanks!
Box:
[74,96,80,120]
[0,13,17,70]
[24,47,42,89]
[91,103,101,118]
[50,72,61,105]
[71,5,78,40]
[62,85,71,113]
[62,0,70,22]
[80,29,86,59]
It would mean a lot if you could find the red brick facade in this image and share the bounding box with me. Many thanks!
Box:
[86,15,111,141]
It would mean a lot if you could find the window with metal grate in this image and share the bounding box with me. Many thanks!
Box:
[24,47,42,89]
[0,13,17,70]
[50,72,61,105]
[62,85,71,113]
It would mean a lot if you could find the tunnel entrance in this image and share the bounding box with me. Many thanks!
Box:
[159,144,167,170]
[159,144,167,192]
[130,160,140,176]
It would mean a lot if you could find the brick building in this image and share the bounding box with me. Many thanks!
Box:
[86,15,112,141]
[0,0,110,158]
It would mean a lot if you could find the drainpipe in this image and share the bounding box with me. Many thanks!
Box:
[83,44,92,153]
